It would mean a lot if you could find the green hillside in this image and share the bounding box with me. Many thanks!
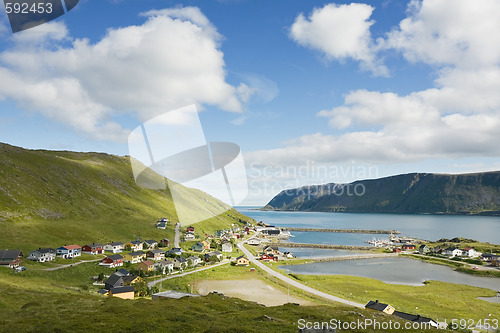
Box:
[264,172,500,215]
[0,143,252,251]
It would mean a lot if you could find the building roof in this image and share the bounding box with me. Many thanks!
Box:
[393,311,436,324]
[110,286,134,294]
[128,251,145,257]
[123,274,140,284]
[97,289,108,295]
[212,251,222,256]
[0,249,22,260]
[129,241,142,245]
[144,239,158,244]
[176,257,188,263]
[105,274,124,288]
[141,260,154,266]
[236,255,248,260]
[31,248,56,254]
[148,249,164,254]
[365,300,392,312]
[85,243,104,248]
[445,246,458,251]
[157,260,173,266]
[108,242,124,246]
[115,268,130,276]
[61,245,81,250]
[152,290,200,300]
[107,254,123,261]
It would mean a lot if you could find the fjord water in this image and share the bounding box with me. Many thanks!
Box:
[281,257,500,291]
[237,207,500,244]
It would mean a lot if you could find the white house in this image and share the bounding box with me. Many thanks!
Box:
[173,257,188,270]
[184,232,196,241]
[461,247,481,258]
[444,247,462,257]
[155,260,174,274]
[188,256,202,267]
[246,238,261,246]
[104,242,124,253]
[221,242,233,252]
[57,245,82,259]
[27,248,56,262]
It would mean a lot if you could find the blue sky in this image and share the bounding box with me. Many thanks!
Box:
[1,0,500,205]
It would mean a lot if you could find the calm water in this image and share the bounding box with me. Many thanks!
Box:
[280,257,500,291]
[237,207,500,244]
[278,247,361,259]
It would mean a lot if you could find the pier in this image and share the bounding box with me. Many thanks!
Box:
[275,242,373,250]
[284,227,400,234]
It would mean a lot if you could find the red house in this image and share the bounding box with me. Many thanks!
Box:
[186,226,195,232]
[260,254,278,261]
[393,247,402,253]
[82,243,104,255]
[99,254,124,268]
[402,244,416,251]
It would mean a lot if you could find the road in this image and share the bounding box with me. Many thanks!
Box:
[174,223,180,248]
[43,258,103,271]
[237,242,365,309]
[147,260,230,287]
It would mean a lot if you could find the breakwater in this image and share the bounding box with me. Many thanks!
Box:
[275,242,373,250]
[284,227,400,234]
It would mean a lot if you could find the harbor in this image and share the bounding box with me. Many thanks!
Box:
[284,227,400,234]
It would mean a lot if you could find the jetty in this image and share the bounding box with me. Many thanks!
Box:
[284,227,400,234]
[274,242,373,250]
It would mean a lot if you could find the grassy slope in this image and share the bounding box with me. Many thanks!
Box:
[0,143,252,252]
[265,171,500,215]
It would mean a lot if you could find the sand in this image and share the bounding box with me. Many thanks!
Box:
[195,279,313,306]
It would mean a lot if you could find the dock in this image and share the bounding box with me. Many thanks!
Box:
[274,242,373,250]
[284,227,400,234]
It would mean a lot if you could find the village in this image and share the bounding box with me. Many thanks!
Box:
[0,218,302,301]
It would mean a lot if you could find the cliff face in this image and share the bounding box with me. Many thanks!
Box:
[264,172,500,215]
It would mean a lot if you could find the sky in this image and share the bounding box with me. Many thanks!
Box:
[1,0,500,205]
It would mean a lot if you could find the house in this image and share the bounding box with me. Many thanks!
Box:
[27,248,56,262]
[143,240,158,250]
[246,238,261,246]
[104,242,124,253]
[0,250,23,268]
[201,240,211,250]
[221,242,233,253]
[444,246,462,257]
[123,274,144,286]
[125,241,143,252]
[263,245,280,256]
[82,243,104,255]
[263,228,281,236]
[99,254,124,268]
[115,268,130,277]
[481,253,495,262]
[492,257,500,267]
[109,286,135,300]
[283,252,294,259]
[137,260,155,273]
[173,257,188,269]
[191,242,205,252]
[393,311,438,328]
[146,249,165,261]
[461,247,481,258]
[56,245,82,259]
[401,244,416,251]
[365,300,395,315]
[418,244,430,254]
[124,251,146,264]
[188,256,202,267]
[260,254,278,261]
[168,248,183,256]
[105,273,124,290]
[155,260,174,274]
[210,251,223,261]
[392,247,402,253]
[184,232,196,241]
[156,222,167,229]
[158,217,169,223]
[186,226,195,233]
[159,239,171,247]
[236,256,249,266]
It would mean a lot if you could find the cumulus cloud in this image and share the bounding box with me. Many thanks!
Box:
[251,0,500,168]
[0,7,245,141]
[289,3,388,76]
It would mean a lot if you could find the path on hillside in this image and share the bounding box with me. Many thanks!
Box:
[237,242,365,309]
[147,260,230,287]
[42,258,103,271]
[174,223,180,248]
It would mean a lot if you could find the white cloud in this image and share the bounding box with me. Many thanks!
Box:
[0,7,244,141]
[252,0,500,169]
[289,3,388,76]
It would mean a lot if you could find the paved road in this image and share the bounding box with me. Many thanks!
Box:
[411,253,500,271]
[237,242,365,309]
[43,258,103,271]
[147,260,230,287]
[174,223,180,248]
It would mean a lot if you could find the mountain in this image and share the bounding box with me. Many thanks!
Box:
[0,143,252,250]
[263,171,500,215]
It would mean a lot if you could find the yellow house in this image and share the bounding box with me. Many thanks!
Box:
[123,251,146,264]
[235,256,250,266]
[123,275,144,286]
[137,260,155,273]
[202,240,211,250]
[124,241,143,252]
[109,286,135,300]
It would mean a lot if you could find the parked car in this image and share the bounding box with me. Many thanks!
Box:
[14,266,26,272]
